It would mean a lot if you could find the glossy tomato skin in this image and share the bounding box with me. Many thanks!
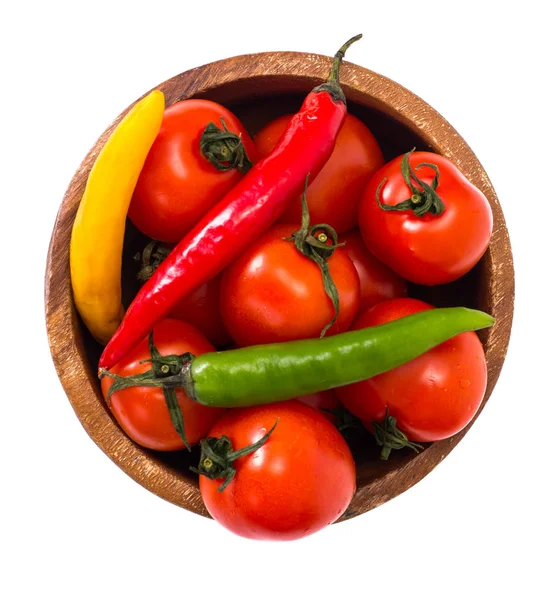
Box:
[129,99,257,243]
[199,401,356,541]
[341,229,407,313]
[358,151,493,285]
[336,298,487,442]
[100,319,225,451]
[220,224,360,347]
[168,274,232,348]
[255,113,384,233]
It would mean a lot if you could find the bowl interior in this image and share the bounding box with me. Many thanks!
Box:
[79,76,491,493]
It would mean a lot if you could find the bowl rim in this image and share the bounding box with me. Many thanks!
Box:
[44,50,515,522]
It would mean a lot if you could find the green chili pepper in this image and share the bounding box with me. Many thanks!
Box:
[179,307,493,407]
[100,308,493,409]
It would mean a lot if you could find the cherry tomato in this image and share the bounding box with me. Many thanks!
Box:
[198,401,356,541]
[341,229,407,313]
[220,224,360,346]
[358,150,493,285]
[129,99,257,243]
[168,275,233,348]
[296,390,341,422]
[100,319,225,451]
[335,298,487,442]
[255,113,384,233]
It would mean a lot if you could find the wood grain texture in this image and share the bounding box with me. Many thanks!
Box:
[44,51,515,522]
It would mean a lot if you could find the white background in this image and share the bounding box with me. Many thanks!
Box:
[2,1,552,598]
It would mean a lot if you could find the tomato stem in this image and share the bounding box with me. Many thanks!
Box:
[99,332,194,450]
[135,240,172,282]
[286,175,344,337]
[200,118,253,173]
[322,406,364,434]
[376,149,445,217]
[191,420,279,492]
[372,408,424,460]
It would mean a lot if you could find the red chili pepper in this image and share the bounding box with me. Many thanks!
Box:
[99,34,362,370]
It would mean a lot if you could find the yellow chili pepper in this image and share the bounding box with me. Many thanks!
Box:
[70,90,165,344]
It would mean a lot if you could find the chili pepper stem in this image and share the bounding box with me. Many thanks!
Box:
[313,34,362,103]
[328,34,363,84]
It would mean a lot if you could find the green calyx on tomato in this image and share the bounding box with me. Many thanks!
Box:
[200,118,254,174]
[135,240,171,282]
[99,332,194,450]
[286,175,344,337]
[372,407,424,460]
[191,420,279,492]
[322,405,364,435]
[376,149,445,217]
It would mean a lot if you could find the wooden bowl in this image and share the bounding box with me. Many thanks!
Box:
[45,51,514,521]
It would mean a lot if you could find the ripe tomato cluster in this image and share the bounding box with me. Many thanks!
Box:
[101,97,492,541]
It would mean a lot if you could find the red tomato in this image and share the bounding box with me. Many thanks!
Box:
[255,113,384,233]
[129,99,257,243]
[198,401,356,541]
[220,224,360,346]
[100,319,225,451]
[341,229,407,313]
[358,151,493,285]
[168,275,232,348]
[296,390,341,422]
[336,298,487,442]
